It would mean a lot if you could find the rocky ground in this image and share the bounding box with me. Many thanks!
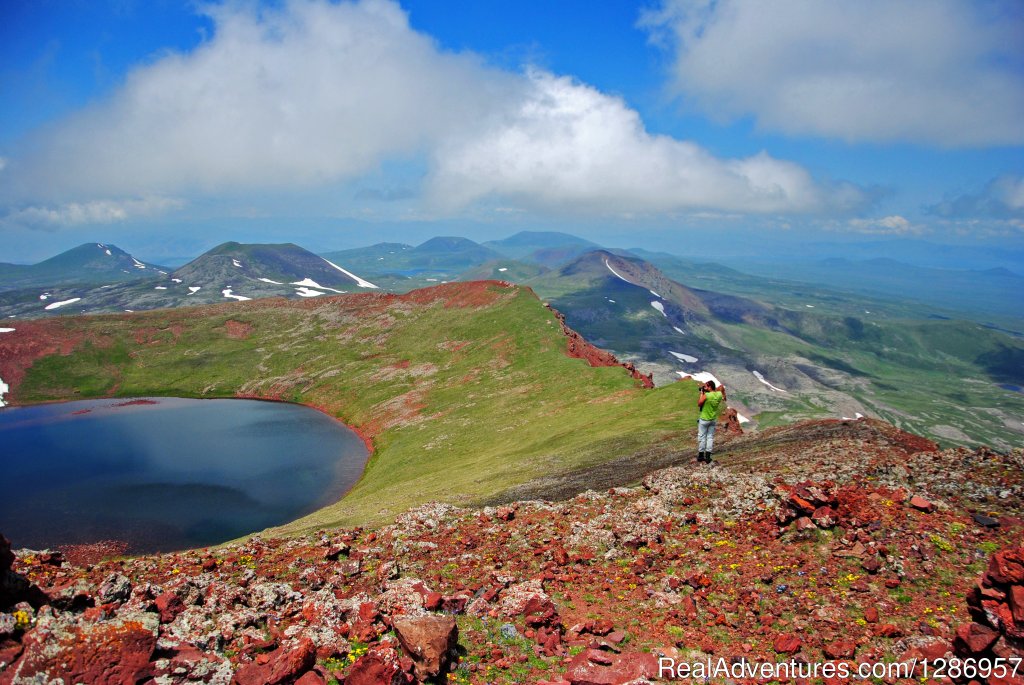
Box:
[1,417,1023,684]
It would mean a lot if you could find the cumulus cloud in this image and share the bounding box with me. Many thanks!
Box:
[427,71,865,214]
[927,175,1024,218]
[0,0,863,225]
[2,0,514,204]
[2,197,185,228]
[641,0,1024,147]
[844,214,924,235]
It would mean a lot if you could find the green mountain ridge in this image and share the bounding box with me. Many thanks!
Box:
[0,243,167,291]
[1,282,691,531]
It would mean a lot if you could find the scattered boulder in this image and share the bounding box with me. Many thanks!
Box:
[232,637,316,685]
[773,633,801,654]
[811,505,838,529]
[392,614,458,680]
[4,613,157,684]
[776,481,840,530]
[346,645,415,685]
[823,639,857,659]
[154,591,185,624]
[719,408,744,436]
[564,648,659,685]
[97,573,132,605]
[973,513,1001,528]
[957,545,1024,663]
[908,495,936,513]
[953,622,1000,655]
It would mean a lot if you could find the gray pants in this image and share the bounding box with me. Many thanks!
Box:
[697,418,716,453]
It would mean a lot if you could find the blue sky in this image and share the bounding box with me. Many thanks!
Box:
[1,0,1022,262]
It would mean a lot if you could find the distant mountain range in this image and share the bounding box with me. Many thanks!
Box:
[0,243,167,291]
[0,241,381,318]
[2,231,1022,450]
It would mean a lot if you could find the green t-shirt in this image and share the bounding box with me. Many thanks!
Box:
[699,390,724,421]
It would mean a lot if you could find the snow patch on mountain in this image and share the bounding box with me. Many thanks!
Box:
[44,297,81,310]
[222,288,251,301]
[322,258,378,289]
[753,370,787,393]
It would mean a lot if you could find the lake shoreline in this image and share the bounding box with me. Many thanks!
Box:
[1,396,370,558]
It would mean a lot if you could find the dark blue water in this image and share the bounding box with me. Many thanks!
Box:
[0,398,368,553]
[999,384,1023,394]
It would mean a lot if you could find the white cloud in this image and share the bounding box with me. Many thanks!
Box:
[845,214,924,235]
[927,175,1024,218]
[3,197,185,228]
[0,0,862,224]
[427,71,864,214]
[2,0,516,204]
[641,0,1024,147]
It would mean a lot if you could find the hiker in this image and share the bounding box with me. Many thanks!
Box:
[697,380,726,463]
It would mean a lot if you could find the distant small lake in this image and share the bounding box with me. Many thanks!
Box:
[1000,383,1024,394]
[0,398,368,554]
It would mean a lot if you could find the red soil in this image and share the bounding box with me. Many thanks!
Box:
[223,320,254,340]
[0,320,86,401]
[398,280,512,309]
[57,540,131,567]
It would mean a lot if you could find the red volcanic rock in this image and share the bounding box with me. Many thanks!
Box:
[788,494,816,516]
[908,495,935,513]
[864,607,879,624]
[812,505,838,529]
[988,548,1024,586]
[958,545,1024,653]
[232,637,316,685]
[861,555,882,574]
[954,622,1000,656]
[392,614,458,680]
[773,633,801,654]
[794,516,816,531]
[874,624,902,638]
[294,671,327,685]
[6,617,156,684]
[904,639,950,662]
[1009,585,1024,623]
[565,649,659,685]
[154,591,185,624]
[823,639,857,659]
[719,408,744,436]
[346,646,414,685]
[423,591,443,611]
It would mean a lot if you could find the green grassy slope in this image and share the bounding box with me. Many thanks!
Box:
[8,282,695,533]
